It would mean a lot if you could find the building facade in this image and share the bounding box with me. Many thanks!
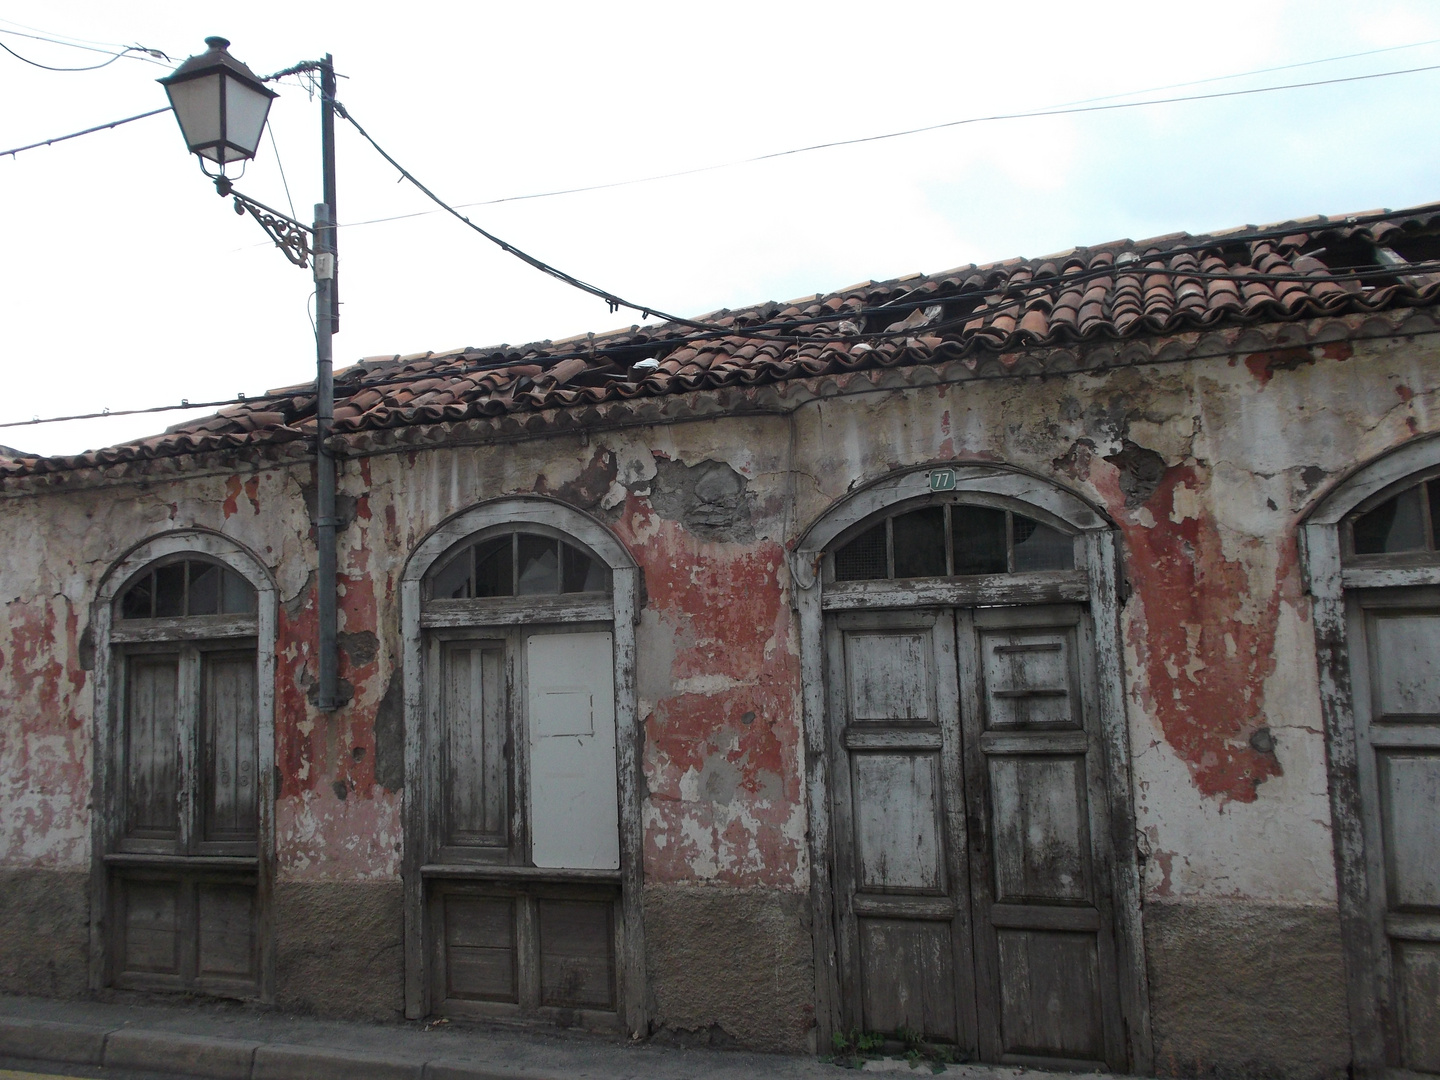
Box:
[2,205,1439,1077]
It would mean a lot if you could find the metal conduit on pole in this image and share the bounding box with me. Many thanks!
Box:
[313,53,340,711]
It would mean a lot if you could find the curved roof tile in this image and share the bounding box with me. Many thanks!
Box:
[7,201,1440,478]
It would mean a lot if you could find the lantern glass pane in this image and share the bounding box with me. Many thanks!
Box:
[221,72,272,160]
[167,74,223,158]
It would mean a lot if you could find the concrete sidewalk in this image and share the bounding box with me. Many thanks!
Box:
[0,994,1115,1080]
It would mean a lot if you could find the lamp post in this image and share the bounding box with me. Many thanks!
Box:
[161,38,342,711]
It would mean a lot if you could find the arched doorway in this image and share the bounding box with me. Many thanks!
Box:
[793,464,1150,1071]
[89,529,278,1000]
[1304,435,1440,1075]
[399,496,646,1034]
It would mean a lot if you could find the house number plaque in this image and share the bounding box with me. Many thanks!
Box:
[929,467,956,492]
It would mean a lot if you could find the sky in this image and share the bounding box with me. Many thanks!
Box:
[3,0,1440,458]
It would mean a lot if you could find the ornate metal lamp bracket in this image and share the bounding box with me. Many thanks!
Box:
[214,175,312,268]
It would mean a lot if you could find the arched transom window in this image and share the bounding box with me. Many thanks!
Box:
[120,557,257,619]
[428,527,612,600]
[831,500,1075,582]
[1347,473,1440,560]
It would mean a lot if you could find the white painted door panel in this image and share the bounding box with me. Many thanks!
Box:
[526,632,619,870]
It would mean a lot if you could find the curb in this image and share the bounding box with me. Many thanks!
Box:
[0,1016,449,1080]
[0,1016,111,1066]
[423,1060,549,1080]
[104,1028,257,1079]
[0,1016,598,1080]
[253,1043,423,1080]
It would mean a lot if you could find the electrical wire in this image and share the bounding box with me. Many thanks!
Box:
[1042,36,1440,109]
[0,107,168,160]
[336,52,1440,335]
[334,100,734,334]
[0,25,171,67]
[335,59,1440,229]
[0,39,133,71]
[0,17,157,51]
[268,124,299,222]
[6,251,1438,433]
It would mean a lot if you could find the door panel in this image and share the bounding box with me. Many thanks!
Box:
[196,882,256,979]
[537,898,615,1009]
[114,873,258,993]
[1396,942,1440,1071]
[442,894,519,1002]
[853,752,944,892]
[845,630,934,723]
[995,929,1105,1060]
[201,651,258,846]
[124,655,181,843]
[1350,594,1440,1072]
[1372,613,1440,717]
[431,882,619,1018]
[119,878,182,977]
[1378,752,1440,909]
[988,755,1093,904]
[442,641,509,850]
[526,631,619,871]
[827,611,976,1051]
[858,919,959,1041]
[957,606,1123,1068]
[982,635,1075,729]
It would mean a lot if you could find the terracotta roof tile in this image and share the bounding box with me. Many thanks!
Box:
[10,201,1440,479]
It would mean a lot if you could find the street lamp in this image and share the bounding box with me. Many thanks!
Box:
[158,37,276,170]
[160,39,343,712]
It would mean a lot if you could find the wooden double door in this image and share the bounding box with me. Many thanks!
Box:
[826,604,1126,1069]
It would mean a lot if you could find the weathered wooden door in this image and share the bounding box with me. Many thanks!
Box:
[112,645,260,994]
[1348,588,1440,1073]
[826,610,978,1047]
[828,604,1125,1068]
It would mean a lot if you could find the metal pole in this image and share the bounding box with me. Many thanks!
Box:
[321,54,338,332]
[314,54,339,711]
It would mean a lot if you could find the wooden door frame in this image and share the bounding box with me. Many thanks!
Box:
[89,528,278,1001]
[792,463,1152,1072]
[1301,431,1440,1075]
[399,496,646,1035]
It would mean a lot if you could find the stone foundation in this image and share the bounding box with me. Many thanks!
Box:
[643,883,814,1052]
[274,880,404,1021]
[1145,900,1350,1080]
[0,869,89,998]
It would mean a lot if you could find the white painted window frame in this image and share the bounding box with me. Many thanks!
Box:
[399,496,645,1033]
[1301,432,1440,1072]
[791,463,1152,1071]
[88,528,278,1000]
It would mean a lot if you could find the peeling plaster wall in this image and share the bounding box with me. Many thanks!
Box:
[789,337,1438,908]
[1,331,1437,1062]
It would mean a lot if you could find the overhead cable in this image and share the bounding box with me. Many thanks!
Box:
[1050,36,1440,108]
[334,101,733,334]
[0,25,171,67]
[0,39,132,71]
[0,107,168,160]
[337,59,1440,228]
[335,61,1440,337]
